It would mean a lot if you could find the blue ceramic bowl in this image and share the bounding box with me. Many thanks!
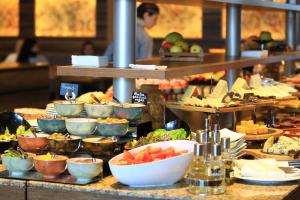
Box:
[54,101,84,117]
[67,158,103,183]
[1,154,34,176]
[37,118,66,134]
[96,122,129,137]
[113,104,145,121]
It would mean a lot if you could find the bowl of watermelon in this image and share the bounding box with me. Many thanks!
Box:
[109,140,195,187]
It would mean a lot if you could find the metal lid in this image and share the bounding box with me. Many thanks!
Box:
[197,130,206,143]
[212,143,221,157]
[194,143,205,157]
[221,137,230,151]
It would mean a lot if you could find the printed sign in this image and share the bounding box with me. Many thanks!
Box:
[60,83,79,97]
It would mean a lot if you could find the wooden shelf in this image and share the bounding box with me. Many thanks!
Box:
[139,0,300,11]
[57,52,300,79]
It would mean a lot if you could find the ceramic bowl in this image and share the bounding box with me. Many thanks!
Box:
[17,133,49,153]
[82,137,117,156]
[48,135,81,154]
[67,158,103,182]
[84,103,114,119]
[33,155,68,179]
[65,118,97,138]
[1,154,34,176]
[113,104,145,121]
[37,118,66,134]
[96,121,128,137]
[109,140,195,187]
[53,101,84,117]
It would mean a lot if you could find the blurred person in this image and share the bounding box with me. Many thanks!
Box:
[17,39,48,64]
[104,3,160,61]
[3,39,24,63]
[81,40,96,55]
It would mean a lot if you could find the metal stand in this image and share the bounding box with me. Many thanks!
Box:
[113,0,136,103]
[286,9,296,76]
[225,3,241,88]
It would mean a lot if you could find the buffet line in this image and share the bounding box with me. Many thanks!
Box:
[1,73,300,198]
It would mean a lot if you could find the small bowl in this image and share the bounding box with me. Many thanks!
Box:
[113,104,145,121]
[48,135,81,154]
[17,133,49,153]
[33,155,68,179]
[66,118,97,138]
[109,140,195,187]
[1,154,34,176]
[67,158,103,182]
[82,137,117,156]
[96,121,129,137]
[84,103,114,119]
[37,118,66,134]
[53,101,84,117]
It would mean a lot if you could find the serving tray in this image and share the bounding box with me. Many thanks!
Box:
[243,128,283,141]
[0,170,102,185]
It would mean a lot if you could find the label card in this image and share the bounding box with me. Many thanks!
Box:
[132,91,148,105]
[60,83,79,97]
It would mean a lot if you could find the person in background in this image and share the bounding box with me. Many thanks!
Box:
[81,40,96,55]
[104,3,159,61]
[3,39,24,63]
[17,39,48,64]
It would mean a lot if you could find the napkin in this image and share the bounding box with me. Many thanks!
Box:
[220,128,245,142]
[235,159,286,178]
[71,55,108,67]
[129,64,167,70]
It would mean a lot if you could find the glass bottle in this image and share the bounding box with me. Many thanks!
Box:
[221,137,234,185]
[187,143,208,196]
[212,124,220,144]
[204,143,225,195]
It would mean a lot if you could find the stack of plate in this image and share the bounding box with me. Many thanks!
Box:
[220,128,246,158]
[46,103,87,118]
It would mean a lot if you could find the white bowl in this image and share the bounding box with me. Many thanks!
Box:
[66,118,97,138]
[109,140,195,187]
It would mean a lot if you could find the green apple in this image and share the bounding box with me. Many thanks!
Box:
[170,45,183,53]
[165,32,183,43]
[190,44,203,53]
[175,40,189,52]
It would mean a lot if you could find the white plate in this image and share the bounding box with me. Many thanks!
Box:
[234,174,300,183]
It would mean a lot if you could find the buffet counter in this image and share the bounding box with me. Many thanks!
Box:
[0,166,299,200]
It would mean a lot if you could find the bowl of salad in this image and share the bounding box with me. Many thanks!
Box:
[1,149,35,176]
[109,140,195,187]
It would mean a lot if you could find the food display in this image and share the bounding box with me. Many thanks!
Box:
[76,91,111,104]
[117,146,188,165]
[263,136,300,156]
[236,120,268,135]
[125,128,188,149]
[97,118,128,124]
[275,100,300,109]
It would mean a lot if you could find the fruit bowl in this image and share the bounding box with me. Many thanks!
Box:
[109,140,195,187]
[17,133,49,153]
[84,103,115,119]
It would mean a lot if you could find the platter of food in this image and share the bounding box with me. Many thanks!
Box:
[235,120,283,141]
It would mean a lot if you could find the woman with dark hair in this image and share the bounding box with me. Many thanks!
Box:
[17,39,48,64]
[81,40,96,55]
[104,3,159,61]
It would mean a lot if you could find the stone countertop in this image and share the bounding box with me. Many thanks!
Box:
[0,165,299,200]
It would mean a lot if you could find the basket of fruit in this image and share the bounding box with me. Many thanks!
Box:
[159,32,204,62]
